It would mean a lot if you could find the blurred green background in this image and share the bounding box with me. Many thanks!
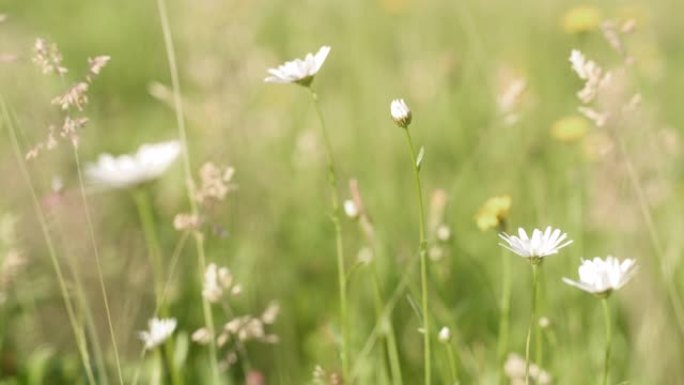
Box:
[1,0,684,383]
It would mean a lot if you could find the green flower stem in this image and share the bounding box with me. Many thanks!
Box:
[602,298,612,385]
[524,262,540,385]
[370,266,403,385]
[496,225,512,385]
[535,266,544,368]
[163,338,183,385]
[446,341,459,385]
[2,99,97,385]
[133,188,165,311]
[309,89,350,380]
[402,128,431,385]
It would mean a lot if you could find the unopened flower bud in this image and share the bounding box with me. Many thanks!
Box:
[390,99,412,128]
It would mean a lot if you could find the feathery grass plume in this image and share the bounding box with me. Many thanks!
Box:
[495,69,527,126]
[504,353,551,385]
[193,264,279,372]
[391,97,432,384]
[500,227,571,384]
[564,256,637,385]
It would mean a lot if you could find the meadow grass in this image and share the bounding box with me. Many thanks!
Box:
[1,0,684,384]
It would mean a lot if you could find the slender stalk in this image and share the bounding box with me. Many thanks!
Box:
[72,146,125,385]
[2,99,97,384]
[402,129,431,384]
[192,231,221,381]
[370,267,403,385]
[309,89,349,379]
[155,0,221,380]
[535,266,544,368]
[496,224,512,385]
[133,189,165,309]
[615,137,684,338]
[446,342,459,385]
[524,263,540,385]
[601,298,612,385]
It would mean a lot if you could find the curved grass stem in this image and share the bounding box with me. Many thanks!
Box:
[72,146,125,385]
[2,98,97,385]
[309,89,350,380]
[155,0,221,380]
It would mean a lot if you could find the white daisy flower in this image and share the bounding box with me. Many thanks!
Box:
[390,99,412,128]
[264,45,331,86]
[85,140,181,189]
[139,317,177,350]
[499,226,572,262]
[563,256,637,296]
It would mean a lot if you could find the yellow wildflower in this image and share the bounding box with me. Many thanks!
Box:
[550,116,590,143]
[561,5,602,34]
[475,195,512,231]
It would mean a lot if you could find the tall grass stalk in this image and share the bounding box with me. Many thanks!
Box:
[601,298,612,385]
[401,128,431,384]
[2,98,97,385]
[445,339,459,384]
[309,89,350,379]
[133,189,165,308]
[72,146,125,385]
[496,223,511,385]
[615,136,684,338]
[155,0,221,380]
[524,263,540,385]
[370,267,402,385]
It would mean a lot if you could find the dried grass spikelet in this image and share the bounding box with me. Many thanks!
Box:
[495,66,528,126]
[504,353,552,384]
[194,162,237,205]
[27,38,109,158]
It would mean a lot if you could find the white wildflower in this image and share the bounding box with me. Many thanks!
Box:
[499,226,572,262]
[139,317,177,350]
[390,98,412,128]
[264,45,331,86]
[563,256,637,296]
[85,140,180,189]
[438,326,451,343]
[343,199,359,219]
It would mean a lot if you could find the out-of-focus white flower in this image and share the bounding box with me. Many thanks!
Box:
[85,141,180,189]
[139,317,177,350]
[343,199,359,219]
[499,226,572,262]
[264,46,331,86]
[563,256,637,296]
[390,99,412,128]
[438,326,451,343]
